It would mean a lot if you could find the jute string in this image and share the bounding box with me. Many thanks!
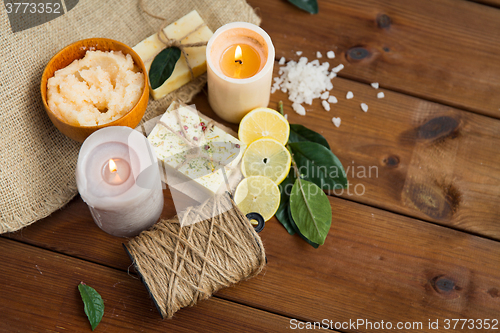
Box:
[125,193,266,319]
[139,0,208,79]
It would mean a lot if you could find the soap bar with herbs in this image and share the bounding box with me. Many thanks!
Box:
[133,10,213,100]
[148,102,245,196]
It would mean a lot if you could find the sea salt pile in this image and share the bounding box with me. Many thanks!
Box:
[272,56,338,115]
[272,51,384,121]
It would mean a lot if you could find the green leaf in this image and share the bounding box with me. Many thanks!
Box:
[288,124,330,150]
[290,178,332,245]
[287,0,318,14]
[276,171,297,235]
[288,141,348,191]
[149,47,181,89]
[78,282,104,331]
[276,201,295,235]
[287,204,319,248]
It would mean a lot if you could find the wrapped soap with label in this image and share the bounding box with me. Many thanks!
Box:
[133,10,213,100]
[148,102,245,217]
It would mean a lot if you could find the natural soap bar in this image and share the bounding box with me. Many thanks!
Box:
[148,102,245,196]
[133,10,213,100]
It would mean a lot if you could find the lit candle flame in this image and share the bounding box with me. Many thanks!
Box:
[108,159,117,173]
[234,45,243,64]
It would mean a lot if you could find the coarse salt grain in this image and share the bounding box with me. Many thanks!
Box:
[317,51,322,58]
[292,102,306,115]
[322,100,330,111]
[361,103,368,112]
[377,92,385,99]
[332,64,344,73]
[371,82,379,89]
[328,96,338,104]
[296,51,303,56]
[284,114,288,120]
[279,57,286,65]
[321,91,329,99]
[332,117,341,127]
[346,91,354,99]
[327,51,335,59]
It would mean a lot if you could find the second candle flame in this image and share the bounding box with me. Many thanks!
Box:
[234,45,243,64]
[109,159,117,173]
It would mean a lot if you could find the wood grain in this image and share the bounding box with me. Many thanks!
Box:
[264,70,500,239]
[248,0,500,118]
[190,76,500,238]
[0,237,301,332]
[6,66,500,330]
[217,196,500,331]
[5,0,500,331]
[4,195,500,331]
[26,74,500,247]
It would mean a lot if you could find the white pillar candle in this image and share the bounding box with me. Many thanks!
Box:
[76,126,163,237]
[206,22,275,123]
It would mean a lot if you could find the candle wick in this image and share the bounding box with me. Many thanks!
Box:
[235,60,243,65]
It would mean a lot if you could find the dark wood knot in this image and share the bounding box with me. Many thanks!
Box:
[418,116,459,141]
[488,288,499,298]
[383,155,400,168]
[347,47,371,61]
[377,14,392,28]
[406,183,461,219]
[431,275,460,294]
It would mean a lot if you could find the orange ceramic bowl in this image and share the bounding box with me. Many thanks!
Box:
[41,38,149,142]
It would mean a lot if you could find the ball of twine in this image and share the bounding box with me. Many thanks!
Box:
[125,193,266,319]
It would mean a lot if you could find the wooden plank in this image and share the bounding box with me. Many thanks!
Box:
[4,195,500,331]
[4,76,500,327]
[216,196,500,331]
[0,238,301,332]
[0,190,181,271]
[265,72,500,238]
[189,79,500,238]
[248,0,500,118]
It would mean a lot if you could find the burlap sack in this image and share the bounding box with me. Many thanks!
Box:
[0,0,260,233]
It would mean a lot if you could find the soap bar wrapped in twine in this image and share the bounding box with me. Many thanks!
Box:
[125,193,266,319]
[139,0,208,79]
[156,102,219,174]
[140,101,243,227]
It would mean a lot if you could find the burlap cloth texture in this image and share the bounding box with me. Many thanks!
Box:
[0,0,261,233]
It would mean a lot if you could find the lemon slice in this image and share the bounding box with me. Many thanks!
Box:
[241,138,291,184]
[234,176,280,221]
[238,107,290,145]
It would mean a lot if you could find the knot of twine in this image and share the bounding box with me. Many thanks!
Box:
[125,193,266,319]
[139,0,208,79]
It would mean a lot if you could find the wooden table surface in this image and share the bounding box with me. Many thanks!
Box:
[3,0,500,332]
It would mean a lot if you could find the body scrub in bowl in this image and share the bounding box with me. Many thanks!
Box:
[41,38,149,142]
[47,50,144,126]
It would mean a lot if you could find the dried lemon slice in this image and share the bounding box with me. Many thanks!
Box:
[234,176,280,222]
[241,138,291,185]
[238,107,290,145]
